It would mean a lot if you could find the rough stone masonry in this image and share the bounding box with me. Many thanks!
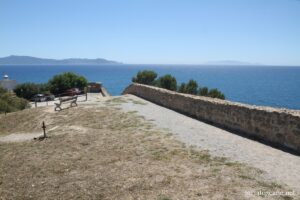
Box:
[123,83,300,154]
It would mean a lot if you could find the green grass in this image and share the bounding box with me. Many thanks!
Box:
[158,195,172,200]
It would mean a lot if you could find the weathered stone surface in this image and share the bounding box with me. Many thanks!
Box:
[123,83,300,153]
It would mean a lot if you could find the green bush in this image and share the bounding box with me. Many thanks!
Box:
[178,83,186,93]
[0,88,30,113]
[207,88,225,99]
[156,74,177,91]
[184,79,198,94]
[132,70,157,85]
[130,70,225,99]
[14,83,50,100]
[37,83,50,93]
[14,83,41,100]
[199,87,209,96]
[48,72,88,95]
[0,87,7,94]
[178,80,198,94]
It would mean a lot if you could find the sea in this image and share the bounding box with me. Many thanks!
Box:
[1,64,300,110]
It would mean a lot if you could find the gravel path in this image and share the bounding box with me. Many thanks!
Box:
[119,95,300,193]
[0,133,42,143]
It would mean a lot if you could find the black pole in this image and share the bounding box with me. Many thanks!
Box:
[85,87,88,101]
[42,121,46,138]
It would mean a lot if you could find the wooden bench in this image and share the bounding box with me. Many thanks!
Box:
[54,96,78,111]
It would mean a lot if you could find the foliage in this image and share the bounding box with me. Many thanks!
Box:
[178,83,186,93]
[178,80,198,94]
[207,88,225,99]
[131,69,225,99]
[14,83,51,100]
[177,80,225,99]
[48,72,88,95]
[156,74,177,91]
[14,83,40,100]
[0,87,30,113]
[132,70,157,85]
[38,83,50,94]
[199,87,209,96]
[184,79,198,94]
[14,72,88,99]
[0,87,7,94]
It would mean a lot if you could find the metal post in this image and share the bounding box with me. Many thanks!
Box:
[85,87,88,101]
[42,121,46,138]
[35,99,37,108]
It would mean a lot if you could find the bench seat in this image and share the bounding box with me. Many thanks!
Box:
[55,96,78,111]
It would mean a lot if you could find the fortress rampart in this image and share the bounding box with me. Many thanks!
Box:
[123,83,300,154]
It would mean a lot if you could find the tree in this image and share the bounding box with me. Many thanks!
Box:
[199,87,209,96]
[185,79,198,95]
[14,83,39,100]
[207,88,225,100]
[178,83,186,93]
[14,83,50,100]
[156,74,177,91]
[129,70,226,99]
[132,70,157,85]
[48,72,88,95]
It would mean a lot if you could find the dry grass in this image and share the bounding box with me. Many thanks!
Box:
[0,103,296,200]
[0,107,50,136]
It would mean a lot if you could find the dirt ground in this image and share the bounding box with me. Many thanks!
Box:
[0,98,297,200]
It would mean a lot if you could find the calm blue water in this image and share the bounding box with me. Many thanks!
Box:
[1,64,300,110]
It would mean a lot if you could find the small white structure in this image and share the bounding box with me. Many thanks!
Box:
[0,74,17,92]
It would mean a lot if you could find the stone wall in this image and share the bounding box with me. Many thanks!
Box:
[123,83,300,153]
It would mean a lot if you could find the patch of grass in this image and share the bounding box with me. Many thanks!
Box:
[188,148,211,163]
[224,161,243,167]
[282,195,294,200]
[129,99,147,105]
[238,175,254,180]
[150,148,170,161]
[105,97,128,105]
[127,110,138,114]
[158,195,172,200]
[257,181,283,189]
[211,167,221,174]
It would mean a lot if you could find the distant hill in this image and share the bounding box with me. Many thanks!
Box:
[204,60,261,66]
[0,55,121,65]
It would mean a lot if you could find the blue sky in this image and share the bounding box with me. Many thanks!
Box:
[1,0,300,65]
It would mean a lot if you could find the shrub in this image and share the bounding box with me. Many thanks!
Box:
[130,70,225,99]
[37,83,50,93]
[14,83,51,100]
[156,74,177,91]
[207,88,225,99]
[178,80,198,95]
[178,83,186,93]
[199,87,209,96]
[0,89,30,113]
[184,79,198,95]
[14,83,40,100]
[0,87,7,94]
[48,72,88,95]
[132,70,157,85]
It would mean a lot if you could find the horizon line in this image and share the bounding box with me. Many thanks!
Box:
[1,55,300,66]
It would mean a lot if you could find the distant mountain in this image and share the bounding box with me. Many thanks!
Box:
[0,55,121,65]
[204,60,262,66]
